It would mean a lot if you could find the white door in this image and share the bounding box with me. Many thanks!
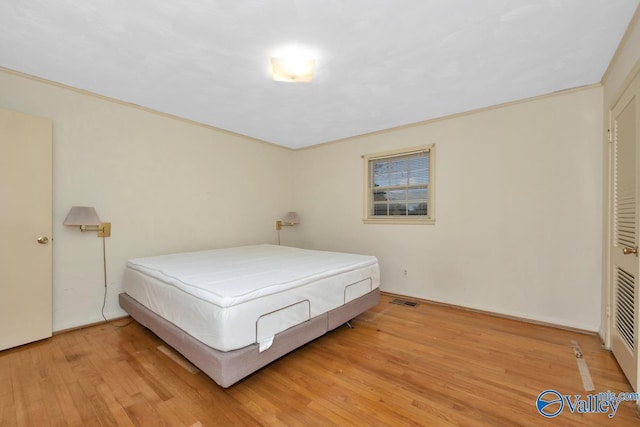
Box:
[610,72,640,392]
[0,108,52,351]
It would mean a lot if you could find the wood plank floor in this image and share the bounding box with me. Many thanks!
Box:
[1,293,638,426]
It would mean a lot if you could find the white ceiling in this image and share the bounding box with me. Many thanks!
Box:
[1,1,638,149]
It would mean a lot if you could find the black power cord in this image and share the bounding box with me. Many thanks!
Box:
[100,235,133,328]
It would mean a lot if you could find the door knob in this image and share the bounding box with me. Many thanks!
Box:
[37,236,49,244]
[622,246,638,255]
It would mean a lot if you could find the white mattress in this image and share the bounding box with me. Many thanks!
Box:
[123,244,380,352]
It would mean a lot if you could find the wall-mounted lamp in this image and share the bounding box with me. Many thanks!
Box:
[63,206,111,237]
[63,206,112,323]
[275,212,300,246]
[276,211,300,230]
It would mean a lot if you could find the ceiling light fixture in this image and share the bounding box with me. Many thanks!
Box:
[271,56,315,83]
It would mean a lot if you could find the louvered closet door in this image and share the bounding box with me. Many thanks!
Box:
[611,71,640,392]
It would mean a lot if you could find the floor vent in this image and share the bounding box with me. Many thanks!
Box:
[390,298,418,307]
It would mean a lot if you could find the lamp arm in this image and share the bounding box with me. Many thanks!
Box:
[275,220,299,230]
[78,222,111,237]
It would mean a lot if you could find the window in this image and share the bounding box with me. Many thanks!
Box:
[363,145,434,224]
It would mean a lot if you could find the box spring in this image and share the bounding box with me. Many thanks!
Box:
[119,288,380,388]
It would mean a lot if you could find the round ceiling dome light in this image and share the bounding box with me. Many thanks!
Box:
[270,45,317,83]
[270,56,315,83]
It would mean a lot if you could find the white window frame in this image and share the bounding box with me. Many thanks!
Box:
[363,144,435,225]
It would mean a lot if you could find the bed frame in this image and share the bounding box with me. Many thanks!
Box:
[119,288,380,388]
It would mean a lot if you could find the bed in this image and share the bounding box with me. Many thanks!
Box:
[118,244,380,387]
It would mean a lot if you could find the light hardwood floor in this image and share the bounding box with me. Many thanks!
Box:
[1,293,638,426]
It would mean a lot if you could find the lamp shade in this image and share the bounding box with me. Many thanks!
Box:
[63,206,100,226]
[283,211,300,225]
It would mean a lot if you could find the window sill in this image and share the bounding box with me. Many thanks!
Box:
[363,218,435,225]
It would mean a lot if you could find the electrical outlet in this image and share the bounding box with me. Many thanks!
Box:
[402,269,408,277]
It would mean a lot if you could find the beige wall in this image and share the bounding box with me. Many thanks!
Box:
[0,69,294,331]
[603,10,640,109]
[601,11,640,340]
[291,87,604,331]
